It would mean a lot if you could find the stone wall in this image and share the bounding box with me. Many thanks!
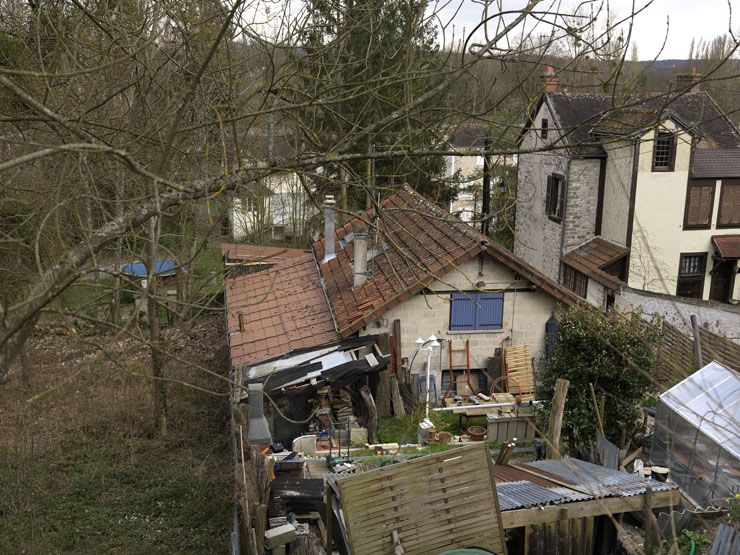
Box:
[515,101,569,282]
[562,158,601,251]
[617,286,740,342]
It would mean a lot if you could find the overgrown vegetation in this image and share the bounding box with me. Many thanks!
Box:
[539,305,663,453]
[0,315,231,553]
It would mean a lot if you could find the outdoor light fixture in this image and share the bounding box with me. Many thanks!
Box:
[416,335,440,419]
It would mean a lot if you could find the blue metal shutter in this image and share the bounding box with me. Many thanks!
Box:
[477,292,504,330]
[450,293,477,331]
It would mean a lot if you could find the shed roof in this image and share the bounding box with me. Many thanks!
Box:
[692,150,740,178]
[659,361,740,460]
[561,237,628,290]
[225,253,338,368]
[314,186,582,336]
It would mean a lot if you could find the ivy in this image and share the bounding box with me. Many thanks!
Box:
[539,305,662,453]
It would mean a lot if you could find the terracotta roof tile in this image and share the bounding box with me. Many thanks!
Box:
[221,243,307,263]
[225,252,337,367]
[315,186,581,336]
[561,237,629,289]
[712,235,740,259]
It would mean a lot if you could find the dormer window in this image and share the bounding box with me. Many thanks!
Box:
[541,118,549,140]
[652,131,676,172]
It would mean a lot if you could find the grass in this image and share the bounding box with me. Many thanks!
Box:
[0,315,231,553]
[377,410,492,444]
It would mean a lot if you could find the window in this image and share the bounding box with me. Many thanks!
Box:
[718,179,740,228]
[449,292,504,331]
[546,174,565,222]
[676,253,707,299]
[652,131,676,171]
[241,195,256,212]
[541,118,549,140]
[561,264,588,298]
[684,179,715,229]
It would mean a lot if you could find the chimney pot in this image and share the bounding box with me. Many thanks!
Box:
[542,64,559,93]
[323,195,336,263]
[353,224,369,289]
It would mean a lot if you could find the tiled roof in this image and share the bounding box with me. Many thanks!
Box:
[221,243,307,263]
[712,235,740,259]
[314,186,581,336]
[225,253,338,367]
[536,91,739,156]
[692,149,740,178]
[561,237,628,290]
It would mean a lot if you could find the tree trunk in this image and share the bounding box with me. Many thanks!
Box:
[146,216,167,436]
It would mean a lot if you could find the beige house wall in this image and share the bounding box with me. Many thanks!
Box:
[628,122,740,301]
[600,140,633,246]
[359,256,559,392]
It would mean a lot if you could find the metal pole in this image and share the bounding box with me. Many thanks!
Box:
[425,348,432,419]
[690,314,703,369]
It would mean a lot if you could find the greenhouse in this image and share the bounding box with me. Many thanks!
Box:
[651,361,739,507]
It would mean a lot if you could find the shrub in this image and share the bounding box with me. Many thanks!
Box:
[539,304,662,453]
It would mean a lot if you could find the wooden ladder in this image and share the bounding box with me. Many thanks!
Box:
[445,339,475,397]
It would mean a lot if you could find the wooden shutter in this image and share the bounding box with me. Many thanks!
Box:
[450,293,476,331]
[477,293,504,330]
[685,181,714,228]
[718,181,740,227]
[545,175,554,216]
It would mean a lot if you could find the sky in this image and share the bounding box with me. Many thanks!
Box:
[437,0,735,60]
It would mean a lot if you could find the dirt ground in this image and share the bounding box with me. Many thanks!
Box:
[0,314,233,553]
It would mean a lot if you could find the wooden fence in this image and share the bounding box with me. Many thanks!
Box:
[653,321,740,389]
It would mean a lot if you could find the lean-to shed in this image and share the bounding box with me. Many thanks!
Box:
[651,360,740,506]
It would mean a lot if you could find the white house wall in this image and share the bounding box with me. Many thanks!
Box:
[358,256,559,392]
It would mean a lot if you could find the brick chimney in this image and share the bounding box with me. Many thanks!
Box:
[676,67,702,92]
[542,65,559,93]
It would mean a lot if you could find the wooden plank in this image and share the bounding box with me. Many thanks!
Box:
[500,489,681,529]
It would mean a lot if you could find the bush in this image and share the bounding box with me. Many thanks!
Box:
[539,305,662,453]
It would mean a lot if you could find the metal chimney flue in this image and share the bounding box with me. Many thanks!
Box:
[247,383,272,446]
[353,224,369,289]
[323,195,336,263]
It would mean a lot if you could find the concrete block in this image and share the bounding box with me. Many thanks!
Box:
[265,523,296,549]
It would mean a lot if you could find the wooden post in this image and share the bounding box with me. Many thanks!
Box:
[589,383,604,434]
[359,385,378,445]
[392,319,404,384]
[644,484,654,552]
[546,378,569,459]
[690,314,703,369]
[376,333,392,418]
[324,486,334,553]
[495,442,514,466]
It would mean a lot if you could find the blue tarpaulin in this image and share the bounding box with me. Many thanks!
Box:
[121,260,177,277]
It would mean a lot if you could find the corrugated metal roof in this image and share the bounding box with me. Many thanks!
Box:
[523,458,678,498]
[496,481,570,510]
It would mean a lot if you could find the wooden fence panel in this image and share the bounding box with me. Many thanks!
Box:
[335,443,507,555]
